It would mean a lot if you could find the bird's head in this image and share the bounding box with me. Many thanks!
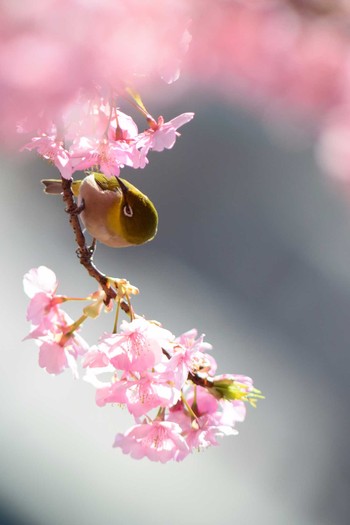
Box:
[108,177,158,245]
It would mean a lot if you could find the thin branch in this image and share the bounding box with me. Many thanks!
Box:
[162,348,214,389]
[187,372,213,389]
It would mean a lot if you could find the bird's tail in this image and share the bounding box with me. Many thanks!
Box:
[41,179,81,197]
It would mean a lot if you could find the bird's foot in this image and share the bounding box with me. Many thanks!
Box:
[76,245,91,263]
[65,199,85,216]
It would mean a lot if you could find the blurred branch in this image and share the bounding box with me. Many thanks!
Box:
[285,0,350,18]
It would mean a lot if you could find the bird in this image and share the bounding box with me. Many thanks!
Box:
[41,172,158,248]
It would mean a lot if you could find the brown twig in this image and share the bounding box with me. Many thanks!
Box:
[60,177,129,311]
[162,348,214,389]
[187,372,213,389]
[285,0,350,18]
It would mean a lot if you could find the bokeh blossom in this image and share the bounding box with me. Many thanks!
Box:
[0,0,191,146]
[2,1,350,141]
[4,1,350,183]
[186,1,350,185]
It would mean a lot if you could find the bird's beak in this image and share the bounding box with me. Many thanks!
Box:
[117,177,129,197]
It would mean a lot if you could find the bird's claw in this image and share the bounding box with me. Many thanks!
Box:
[65,199,85,216]
[76,246,90,262]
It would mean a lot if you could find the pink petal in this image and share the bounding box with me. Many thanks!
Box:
[38,341,67,375]
[168,112,195,130]
[23,266,57,298]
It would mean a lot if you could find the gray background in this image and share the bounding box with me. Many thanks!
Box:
[1,89,350,525]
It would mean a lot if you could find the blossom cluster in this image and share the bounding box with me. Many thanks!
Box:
[24,266,262,463]
[21,96,194,180]
[187,1,350,186]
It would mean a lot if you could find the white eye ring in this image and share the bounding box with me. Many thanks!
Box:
[123,204,133,217]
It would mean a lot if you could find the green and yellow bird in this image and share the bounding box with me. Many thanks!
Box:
[42,173,158,248]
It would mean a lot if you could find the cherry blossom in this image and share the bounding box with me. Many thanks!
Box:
[175,328,213,353]
[96,371,181,417]
[23,266,66,332]
[98,318,174,373]
[37,328,88,377]
[69,137,136,177]
[67,107,143,176]
[161,330,217,388]
[23,267,90,376]
[20,96,194,178]
[28,307,89,377]
[82,347,110,369]
[137,113,195,157]
[22,135,73,179]
[168,385,244,455]
[38,340,71,376]
[23,266,58,298]
[107,110,139,143]
[114,420,189,462]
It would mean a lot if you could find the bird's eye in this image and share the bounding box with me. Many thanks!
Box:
[123,204,133,217]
